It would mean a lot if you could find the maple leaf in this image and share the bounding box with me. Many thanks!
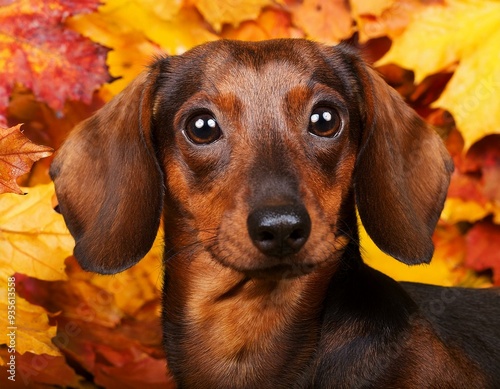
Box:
[377,0,500,149]
[465,221,500,286]
[0,183,74,281]
[68,3,217,97]
[0,124,52,195]
[222,8,304,41]
[290,0,353,44]
[442,136,500,224]
[351,0,421,43]
[193,0,276,32]
[0,0,109,118]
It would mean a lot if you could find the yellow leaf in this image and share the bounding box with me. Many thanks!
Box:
[351,0,395,16]
[441,197,500,225]
[377,0,500,150]
[0,183,74,281]
[0,281,60,356]
[144,7,218,54]
[68,3,217,97]
[192,0,275,32]
[361,218,487,287]
[433,31,500,149]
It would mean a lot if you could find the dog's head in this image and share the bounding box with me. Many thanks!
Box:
[50,39,453,278]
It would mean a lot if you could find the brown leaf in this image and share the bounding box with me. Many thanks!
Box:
[0,125,52,194]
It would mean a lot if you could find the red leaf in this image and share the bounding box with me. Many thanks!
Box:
[0,349,79,388]
[94,346,175,389]
[0,0,109,119]
[447,135,500,204]
[465,221,500,285]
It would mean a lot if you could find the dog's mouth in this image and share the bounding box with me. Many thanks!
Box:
[207,247,324,280]
[242,262,317,280]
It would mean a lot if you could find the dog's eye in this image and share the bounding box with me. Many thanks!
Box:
[308,108,341,138]
[185,114,221,145]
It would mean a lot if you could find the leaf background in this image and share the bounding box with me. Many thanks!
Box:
[0,0,499,387]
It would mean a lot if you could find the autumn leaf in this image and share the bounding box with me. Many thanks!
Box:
[17,266,169,388]
[443,136,500,224]
[0,0,109,117]
[351,0,395,16]
[0,183,74,281]
[193,0,276,32]
[465,221,500,286]
[221,7,303,41]
[377,0,500,149]
[0,124,52,194]
[0,282,60,356]
[68,3,217,97]
[90,236,163,316]
[0,350,79,387]
[361,218,489,287]
[290,0,353,44]
[351,0,421,43]
[93,345,174,389]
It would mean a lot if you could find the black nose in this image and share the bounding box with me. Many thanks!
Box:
[247,204,311,257]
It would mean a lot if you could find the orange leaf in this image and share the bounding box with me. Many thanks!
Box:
[0,125,52,195]
[0,0,109,117]
[290,0,353,44]
[221,8,304,41]
[465,221,500,286]
[192,0,275,32]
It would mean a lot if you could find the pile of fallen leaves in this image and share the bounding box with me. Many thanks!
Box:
[0,0,499,387]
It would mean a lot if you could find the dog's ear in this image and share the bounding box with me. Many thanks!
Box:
[50,64,164,274]
[353,64,453,265]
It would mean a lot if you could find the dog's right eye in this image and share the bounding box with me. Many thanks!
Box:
[308,107,341,138]
[184,114,222,145]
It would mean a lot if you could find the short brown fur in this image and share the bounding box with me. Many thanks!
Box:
[51,39,500,388]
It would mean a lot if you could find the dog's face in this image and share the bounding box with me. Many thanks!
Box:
[50,39,453,278]
[155,40,361,279]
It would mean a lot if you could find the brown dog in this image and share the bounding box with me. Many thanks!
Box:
[50,39,500,388]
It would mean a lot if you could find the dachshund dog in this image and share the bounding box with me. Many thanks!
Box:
[50,39,500,388]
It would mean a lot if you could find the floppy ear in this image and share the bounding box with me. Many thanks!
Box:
[50,65,164,274]
[353,65,453,265]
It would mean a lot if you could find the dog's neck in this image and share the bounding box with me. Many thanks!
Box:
[162,241,344,387]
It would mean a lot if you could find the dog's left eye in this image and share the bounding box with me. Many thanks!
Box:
[308,108,341,138]
[185,114,222,145]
